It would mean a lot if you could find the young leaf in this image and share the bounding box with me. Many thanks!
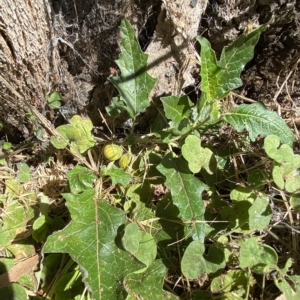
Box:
[157,153,208,242]
[3,142,12,151]
[43,190,143,300]
[290,193,300,212]
[239,237,278,274]
[181,240,206,279]
[16,162,31,183]
[122,223,157,268]
[51,115,95,154]
[272,157,300,193]
[248,196,272,230]
[108,19,157,119]
[102,165,132,186]
[264,134,294,163]
[47,91,62,109]
[264,135,300,192]
[223,102,294,147]
[67,165,97,194]
[211,270,254,297]
[198,22,269,102]
[198,37,223,101]
[182,135,216,174]
[161,95,193,133]
[124,259,179,300]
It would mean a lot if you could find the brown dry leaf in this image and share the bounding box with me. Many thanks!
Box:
[0,254,39,288]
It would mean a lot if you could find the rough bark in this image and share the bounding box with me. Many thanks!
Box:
[0,0,126,141]
[0,0,59,140]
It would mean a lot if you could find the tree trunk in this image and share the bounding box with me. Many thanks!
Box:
[0,0,59,140]
[0,0,126,142]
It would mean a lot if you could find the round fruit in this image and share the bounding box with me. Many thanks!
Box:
[103,144,123,161]
[119,154,131,169]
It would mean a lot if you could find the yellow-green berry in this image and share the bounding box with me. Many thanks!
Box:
[103,144,123,161]
[119,154,131,169]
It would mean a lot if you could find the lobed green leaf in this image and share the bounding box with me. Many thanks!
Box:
[157,153,208,242]
[182,135,216,174]
[223,102,294,147]
[43,189,143,300]
[108,19,156,119]
[102,165,132,186]
[122,223,157,269]
[239,237,278,274]
[124,259,179,299]
[47,91,62,109]
[67,165,97,194]
[161,95,193,134]
[198,22,269,102]
[51,115,95,153]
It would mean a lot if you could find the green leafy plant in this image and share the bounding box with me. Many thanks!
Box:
[41,18,296,299]
[2,141,12,151]
[264,134,300,192]
[0,140,12,164]
[16,162,31,183]
[47,91,63,109]
[106,19,157,120]
[2,17,298,300]
[50,115,96,154]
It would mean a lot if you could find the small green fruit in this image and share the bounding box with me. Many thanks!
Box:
[119,154,131,169]
[103,144,123,161]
